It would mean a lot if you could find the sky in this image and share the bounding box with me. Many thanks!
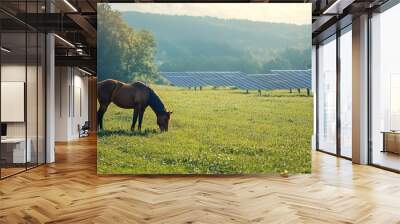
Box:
[109,3,311,25]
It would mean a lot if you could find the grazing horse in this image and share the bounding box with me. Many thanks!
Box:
[97,79,172,132]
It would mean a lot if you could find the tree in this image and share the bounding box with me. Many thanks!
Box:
[262,48,311,72]
[97,4,159,83]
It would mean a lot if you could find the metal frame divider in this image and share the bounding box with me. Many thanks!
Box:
[0,19,2,179]
[25,0,28,171]
[36,0,39,168]
[316,45,320,151]
[367,10,373,165]
[336,24,341,157]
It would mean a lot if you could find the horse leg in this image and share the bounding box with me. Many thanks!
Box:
[97,104,109,130]
[138,109,145,132]
[97,109,102,130]
[97,107,105,130]
[131,110,139,131]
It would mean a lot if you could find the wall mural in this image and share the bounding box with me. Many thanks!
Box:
[97,3,312,174]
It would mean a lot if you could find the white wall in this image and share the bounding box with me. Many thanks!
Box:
[55,67,69,141]
[55,67,89,141]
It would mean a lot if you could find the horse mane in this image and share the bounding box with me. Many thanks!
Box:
[148,87,167,116]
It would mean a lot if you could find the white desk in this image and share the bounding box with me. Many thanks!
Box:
[1,138,31,163]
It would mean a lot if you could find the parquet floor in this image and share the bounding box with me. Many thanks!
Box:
[1,135,400,223]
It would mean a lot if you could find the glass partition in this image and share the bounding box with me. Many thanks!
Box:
[371,3,400,171]
[317,35,337,154]
[0,2,46,179]
[1,31,28,177]
[339,27,352,158]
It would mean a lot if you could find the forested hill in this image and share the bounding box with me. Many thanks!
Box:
[122,11,311,73]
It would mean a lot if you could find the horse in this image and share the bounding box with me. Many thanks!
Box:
[97,79,172,132]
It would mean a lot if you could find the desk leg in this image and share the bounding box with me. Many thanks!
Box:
[382,133,386,153]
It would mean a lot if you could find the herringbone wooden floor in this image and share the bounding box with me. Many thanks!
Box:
[1,135,400,224]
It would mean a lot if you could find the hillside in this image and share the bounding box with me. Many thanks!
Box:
[122,11,311,73]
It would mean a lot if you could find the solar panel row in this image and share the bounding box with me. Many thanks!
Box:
[160,70,311,90]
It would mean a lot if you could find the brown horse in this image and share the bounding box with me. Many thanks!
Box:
[97,79,172,132]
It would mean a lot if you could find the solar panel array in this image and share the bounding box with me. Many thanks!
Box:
[161,72,248,88]
[160,70,311,90]
[270,70,311,89]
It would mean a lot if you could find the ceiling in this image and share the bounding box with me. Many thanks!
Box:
[0,0,98,74]
[311,0,391,43]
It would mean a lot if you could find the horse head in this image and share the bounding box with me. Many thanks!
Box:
[157,111,173,132]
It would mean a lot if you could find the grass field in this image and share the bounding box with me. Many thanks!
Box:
[97,85,313,174]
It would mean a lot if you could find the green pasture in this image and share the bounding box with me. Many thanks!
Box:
[97,85,313,174]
